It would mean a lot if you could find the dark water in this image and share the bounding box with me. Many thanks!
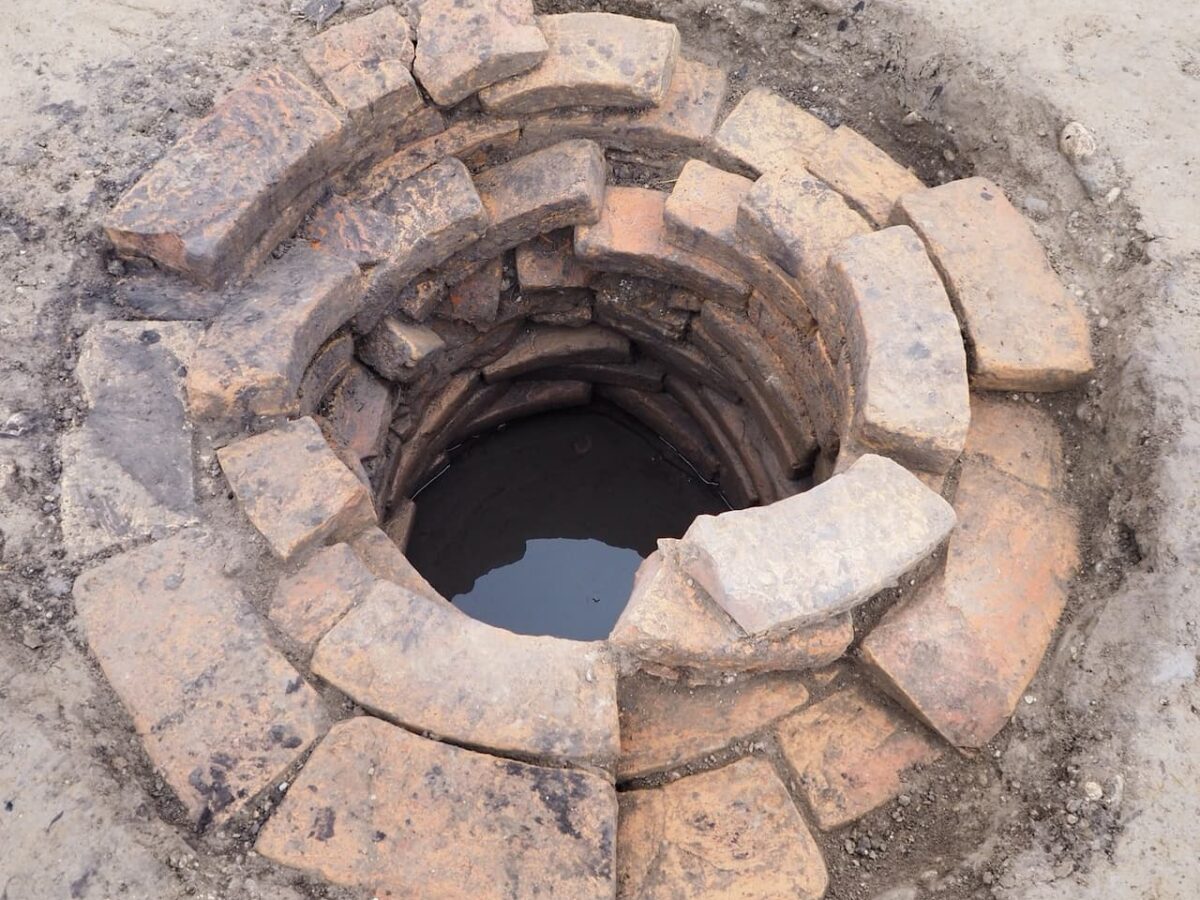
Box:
[406,407,728,640]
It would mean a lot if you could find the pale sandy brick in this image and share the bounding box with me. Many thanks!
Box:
[414,0,548,106]
[618,758,827,899]
[479,12,680,114]
[218,417,376,560]
[73,530,328,826]
[964,393,1065,491]
[893,177,1094,390]
[610,539,853,675]
[269,542,376,651]
[806,126,925,227]
[575,186,750,308]
[187,245,362,429]
[312,580,619,768]
[828,225,970,472]
[619,671,810,780]
[680,454,956,635]
[596,385,721,480]
[776,684,942,829]
[860,460,1080,748]
[257,717,617,898]
[520,57,727,155]
[483,324,630,381]
[104,68,344,287]
[711,87,832,176]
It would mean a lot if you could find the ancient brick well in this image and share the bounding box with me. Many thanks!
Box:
[72,4,1093,897]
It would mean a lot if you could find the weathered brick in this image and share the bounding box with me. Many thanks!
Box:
[60,322,200,559]
[618,758,827,899]
[516,228,594,290]
[298,332,355,416]
[665,374,759,508]
[828,226,970,473]
[318,362,393,459]
[479,12,680,114]
[187,245,362,429]
[358,115,520,188]
[301,195,395,266]
[532,303,594,327]
[383,498,417,551]
[346,525,444,605]
[73,530,328,825]
[301,7,421,155]
[738,167,871,338]
[269,542,376,651]
[358,317,446,381]
[711,87,832,176]
[860,460,1080,748]
[694,303,819,475]
[105,68,344,287]
[640,338,738,399]
[806,126,925,227]
[256,717,617,898]
[483,324,630,381]
[680,454,956,635]
[696,385,782,503]
[353,157,490,333]
[332,104,448,185]
[459,139,607,266]
[619,672,810,780]
[893,177,1094,390]
[413,0,548,106]
[441,256,503,326]
[592,273,692,343]
[534,358,665,391]
[312,580,619,768]
[574,186,750,308]
[964,394,1064,492]
[521,57,728,155]
[596,385,721,480]
[776,684,942,829]
[455,379,592,439]
[610,539,853,675]
[218,417,376,560]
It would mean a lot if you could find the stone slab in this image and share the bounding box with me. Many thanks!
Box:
[574,185,750,308]
[617,757,827,899]
[710,86,832,176]
[776,684,942,830]
[217,417,376,561]
[806,126,925,227]
[256,716,617,898]
[311,581,619,768]
[520,57,728,155]
[892,177,1094,390]
[860,460,1080,748]
[479,12,680,114]
[483,324,630,381]
[610,539,853,675]
[680,453,956,635]
[414,0,548,106]
[60,321,200,559]
[187,245,363,429]
[73,530,328,826]
[618,671,810,780]
[104,68,344,287]
[828,225,970,473]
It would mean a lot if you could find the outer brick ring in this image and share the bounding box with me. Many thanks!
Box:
[74,6,1093,898]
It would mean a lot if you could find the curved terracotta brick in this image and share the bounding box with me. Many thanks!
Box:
[593,274,692,343]
[964,393,1065,492]
[711,86,832,176]
[479,13,680,114]
[664,374,760,508]
[357,115,519,189]
[187,245,362,428]
[893,177,1094,390]
[483,324,631,381]
[680,454,956,636]
[311,581,619,769]
[521,57,728,155]
[596,385,721,480]
[827,225,970,473]
[574,185,750,308]
[455,379,593,439]
[256,717,617,898]
[269,542,377,651]
[805,126,925,227]
[104,68,345,288]
[860,460,1080,748]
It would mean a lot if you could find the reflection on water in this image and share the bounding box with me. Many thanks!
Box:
[406,407,727,640]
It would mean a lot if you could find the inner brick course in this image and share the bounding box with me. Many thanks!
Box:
[70,4,1094,898]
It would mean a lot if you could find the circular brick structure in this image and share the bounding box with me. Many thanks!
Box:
[72,4,1092,897]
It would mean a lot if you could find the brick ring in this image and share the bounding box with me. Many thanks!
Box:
[70,4,1091,897]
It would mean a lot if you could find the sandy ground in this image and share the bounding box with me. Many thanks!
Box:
[1,0,1198,898]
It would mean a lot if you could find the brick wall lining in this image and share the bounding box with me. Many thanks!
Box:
[77,7,1095,897]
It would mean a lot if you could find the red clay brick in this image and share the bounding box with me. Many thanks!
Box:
[269,542,377,651]
[483,324,630,381]
[318,362,393,460]
[358,115,520,187]
[444,256,503,326]
[515,228,594,290]
[806,126,925,227]
[964,393,1065,492]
